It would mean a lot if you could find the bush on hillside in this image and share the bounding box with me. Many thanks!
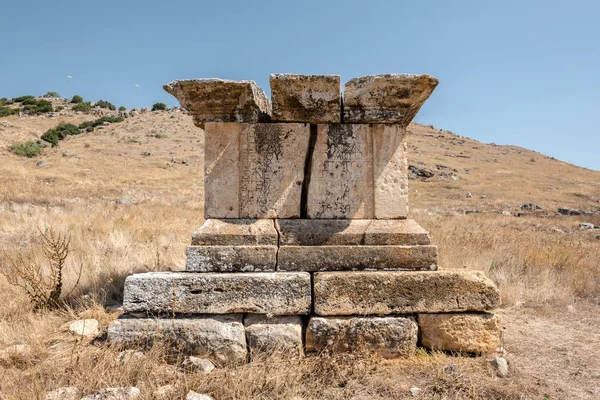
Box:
[152,102,168,111]
[41,123,80,146]
[35,100,53,114]
[0,106,16,117]
[78,115,124,131]
[118,106,126,111]
[71,95,83,104]
[44,91,60,98]
[0,98,8,106]
[12,95,35,103]
[22,97,38,105]
[10,141,42,158]
[96,100,116,110]
[72,102,92,112]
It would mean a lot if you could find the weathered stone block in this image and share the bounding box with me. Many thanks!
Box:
[270,74,341,123]
[277,245,438,272]
[192,219,278,246]
[185,246,277,272]
[163,79,271,127]
[204,122,240,219]
[244,315,303,356]
[305,316,417,357]
[372,124,408,218]
[363,219,431,245]
[418,313,501,354]
[313,270,500,316]
[307,124,374,218]
[239,123,310,218]
[276,219,431,246]
[107,315,247,365]
[343,74,439,125]
[123,272,311,315]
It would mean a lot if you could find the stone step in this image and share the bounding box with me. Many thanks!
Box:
[313,270,500,316]
[186,246,277,272]
[123,272,311,315]
[276,219,431,246]
[277,245,437,271]
[418,313,500,354]
[108,315,247,365]
[305,316,418,358]
[191,219,278,246]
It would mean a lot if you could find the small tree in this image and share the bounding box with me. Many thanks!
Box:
[0,229,82,310]
[152,102,168,111]
[96,100,116,110]
[118,106,126,111]
[72,102,92,112]
[44,91,60,98]
[35,99,53,114]
[71,95,83,104]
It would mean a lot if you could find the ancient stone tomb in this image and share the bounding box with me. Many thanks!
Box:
[108,74,501,361]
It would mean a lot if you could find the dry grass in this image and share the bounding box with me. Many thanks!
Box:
[0,112,599,399]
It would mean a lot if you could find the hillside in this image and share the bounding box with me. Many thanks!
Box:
[0,109,599,399]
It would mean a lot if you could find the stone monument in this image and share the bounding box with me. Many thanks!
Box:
[108,74,501,362]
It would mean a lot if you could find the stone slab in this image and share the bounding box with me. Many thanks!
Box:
[343,74,439,126]
[418,313,501,354]
[276,219,430,246]
[313,270,500,316]
[305,316,418,358]
[244,315,303,356]
[163,79,271,127]
[204,123,240,219]
[277,245,438,271]
[107,315,247,365]
[191,219,278,246]
[123,272,311,315]
[239,123,310,218]
[185,246,277,272]
[372,124,409,218]
[307,124,374,218]
[270,74,341,123]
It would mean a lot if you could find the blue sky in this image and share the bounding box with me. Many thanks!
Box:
[1,0,598,170]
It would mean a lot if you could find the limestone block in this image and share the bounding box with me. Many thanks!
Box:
[244,315,303,356]
[343,74,439,125]
[363,219,431,245]
[270,74,341,123]
[80,387,140,400]
[204,122,240,219]
[45,387,81,400]
[123,272,311,315]
[239,123,310,218]
[192,219,278,246]
[372,124,409,218]
[108,315,246,365]
[418,313,501,354]
[305,316,418,358]
[307,124,374,218]
[277,245,438,272]
[313,270,500,316]
[163,79,271,127]
[276,219,431,246]
[186,246,277,272]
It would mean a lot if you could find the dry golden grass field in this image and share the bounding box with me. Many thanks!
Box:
[0,107,599,399]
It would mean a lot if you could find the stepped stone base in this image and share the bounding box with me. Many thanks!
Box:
[313,270,500,316]
[123,272,311,315]
[418,313,501,354]
[107,315,247,365]
[306,316,418,357]
[186,246,277,272]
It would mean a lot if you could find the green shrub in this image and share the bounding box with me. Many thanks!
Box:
[55,106,64,112]
[35,100,53,114]
[22,97,38,105]
[0,98,7,106]
[11,141,42,157]
[0,106,16,117]
[71,95,83,104]
[78,115,124,130]
[44,91,60,98]
[41,123,80,146]
[72,102,92,112]
[96,100,115,110]
[152,102,168,111]
[118,106,126,111]
[13,95,35,103]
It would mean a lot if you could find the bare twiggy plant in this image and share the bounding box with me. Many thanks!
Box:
[0,228,82,310]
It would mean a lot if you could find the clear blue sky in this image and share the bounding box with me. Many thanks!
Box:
[1,1,598,170]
